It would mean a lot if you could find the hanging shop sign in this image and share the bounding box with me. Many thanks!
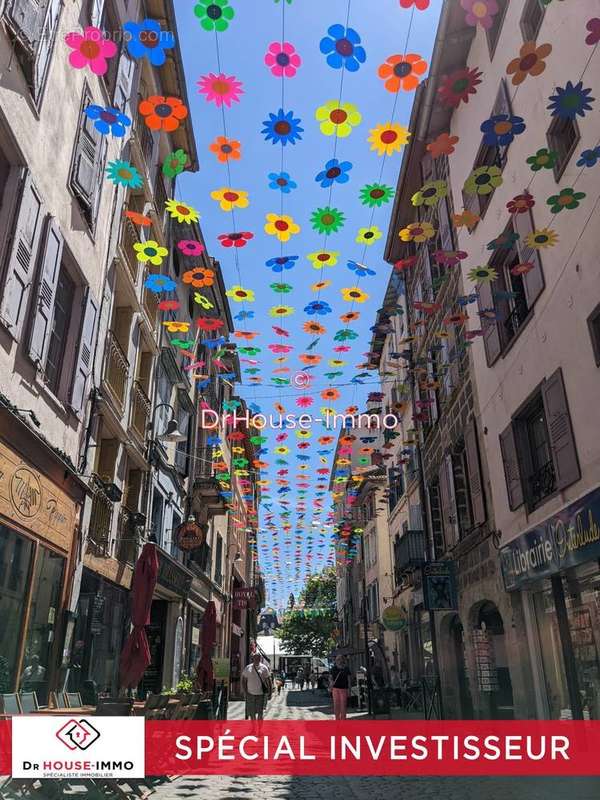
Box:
[157,551,193,597]
[500,486,600,591]
[233,587,257,610]
[422,561,458,611]
[381,605,408,631]
[176,519,207,551]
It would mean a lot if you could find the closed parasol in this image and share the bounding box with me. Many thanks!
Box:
[119,542,159,689]
[194,600,217,692]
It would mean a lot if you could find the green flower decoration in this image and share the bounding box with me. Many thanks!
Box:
[468,265,498,283]
[463,165,503,196]
[194,0,234,32]
[311,206,345,234]
[162,149,188,178]
[270,282,293,293]
[546,187,586,213]
[233,457,249,468]
[244,367,260,375]
[325,371,343,379]
[106,160,143,188]
[170,338,193,349]
[334,329,359,341]
[272,377,291,385]
[359,183,394,208]
[411,180,447,207]
[238,346,261,355]
[250,435,268,445]
[526,148,557,172]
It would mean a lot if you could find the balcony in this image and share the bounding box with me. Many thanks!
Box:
[130,380,151,444]
[192,445,228,516]
[103,331,129,415]
[87,476,114,557]
[528,460,556,510]
[394,530,427,580]
[120,217,141,285]
[142,282,159,329]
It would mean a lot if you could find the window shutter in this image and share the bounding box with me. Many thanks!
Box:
[89,0,106,27]
[477,279,502,365]
[438,456,455,549]
[514,206,544,308]
[464,418,486,525]
[69,287,98,413]
[492,78,512,117]
[4,0,44,51]
[499,422,524,510]
[0,170,44,340]
[33,0,62,97]
[437,196,455,253]
[28,217,63,366]
[421,152,434,184]
[91,136,107,226]
[541,368,580,491]
[114,49,136,117]
[72,105,99,206]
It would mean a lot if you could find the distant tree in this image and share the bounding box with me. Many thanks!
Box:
[278,567,337,658]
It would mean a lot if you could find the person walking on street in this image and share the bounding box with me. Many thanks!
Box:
[241,653,272,720]
[329,655,351,720]
[296,668,304,691]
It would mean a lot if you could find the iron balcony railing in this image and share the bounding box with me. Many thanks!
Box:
[103,331,129,414]
[528,460,556,509]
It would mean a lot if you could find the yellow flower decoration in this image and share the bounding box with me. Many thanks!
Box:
[311,280,331,291]
[356,226,382,246]
[341,287,369,303]
[194,292,214,309]
[165,199,200,223]
[133,239,168,265]
[210,187,249,212]
[368,122,410,156]
[525,228,559,249]
[307,250,339,269]
[328,359,347,367]
[265,213,300,242]
[399,221,436,242]
[269,305,294,317]
[296,429,311,439]
[321,406,336,417]
[273,356,288,364]
[275,446,290,455]
[162,321,190,333]
[226,285,255,302]
[315,100,362,138]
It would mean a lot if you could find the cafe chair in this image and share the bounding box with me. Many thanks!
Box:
[19,691,39,713]
[65,691,83,708]
[0,693,22,715]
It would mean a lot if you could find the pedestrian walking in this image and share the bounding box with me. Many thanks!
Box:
[241,653,272,720]
[275,672,284,696]
[296,667,305,691]
[309,671,317,693]
[329,655,351,720]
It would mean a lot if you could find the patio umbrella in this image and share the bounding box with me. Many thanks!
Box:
[119,542,159,689]
[194,600,216,691]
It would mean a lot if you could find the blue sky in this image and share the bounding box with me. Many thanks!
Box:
[176,0,442,609]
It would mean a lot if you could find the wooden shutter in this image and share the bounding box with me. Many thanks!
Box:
[437,196,455,252]
[28,217,63,366]
[69,287,98,413]
[499,422,524,510]
[514,207,544,308]
[114,49,136,117]
[72,102,100,207]
[464,418,486,525]
[4,0,44,51]
[0,170,44,340]
[541,368,580,491]
[477,279,502,365]
[438,456,455,549]
[89,0,106,27]
[33,0,62,97]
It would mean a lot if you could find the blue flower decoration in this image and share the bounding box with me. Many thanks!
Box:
[234,310,255,320]
[207,434,221,446]
[144,274,176,294]
[315,158,353,188]
[84,105,131,137]
[124,19,175,66]
[262,108,304,145]
[319,24,366,72]
[548,81,595,120]
[347,259,375,277]
[304,300,332,316]
[576,146,600,168]
[265,255,299,272]
[480,114,526,147]
[269,171,297,193]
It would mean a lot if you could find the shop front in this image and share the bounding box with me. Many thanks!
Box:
[501,486,600,719]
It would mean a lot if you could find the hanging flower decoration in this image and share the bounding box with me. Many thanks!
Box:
[124,19,175,66]
[468,265,498,283]
[226,285,255,303]
[311,207,345,234]
[265,213,300,242]
[356,226,382,246]
[217,231,254,248]
[162,150,188,178]
[194,0,235,32]
[315,159,353,188]
[210,188,249,212]
[265,42,302,77]
[195,294,213,310]
[487,231,519,250]
[506,193,535,215]
[368,123,410,156]
[106,160,143,188]
[341,311,360,323]
[347,260,376,277]
[399,222,436,242]
[139,96,188,131]
[506,41,552,85]
[144,274,176,294]
[546,188,586,213]
[133,240,168,265]
[268,172,297,193]
[65,26,118,75]
[452,209,480,229]
[209,136,241,163]
[269,305,294,318]
[311,280,332,291]
[303,321,327,335]
[427,132,459,158]
[319,24,366,72]
[299,354,322,365]
[334,329,359,342]
[296,397,314,409]
[198,73,243,108]
[585,18,600,46]
[433,250,468,267]
[315,101,362,137]
[400,0,430,8]
[463,165,503,195]
[262,108,304,146]
[304,301,332,316]
[307,251,339,269]
[165,199,200,224]
[438,66,482,108]
[460,0,499,29]
[341,287,369,303]
[84,105,131,137]
[124,210,151,227]
[481,114,526,146]
[321,388,341,401]
[270,282,293,294]
[378,54,428,93]
[526,148,557,172]
[197,318,225,332]
[359,183,394,208]
[394,256,417,271]
[411,180,447,207]
[577,147,600,168]
[158,299,180,311]
[548,81,595,120]
[183,267,215,287]
[265,255,298,272]
[510,262,534,276]
[177,240,204,256]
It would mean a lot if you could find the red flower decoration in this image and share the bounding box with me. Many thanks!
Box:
[506,192,535,215]
[158,299,180,311]
[296,396,313,408]
[297,442,310,450]
[268,344,293,353]
[510,262,534,276]
[433,250,468,266]
[399,0,429,8]
[394,256,417,271]
[178,239,204,256]
[438,66,482,108]
[218,231,254,248]
[427,132,459,158]
[272,325,290,337]
[197,317,224,331]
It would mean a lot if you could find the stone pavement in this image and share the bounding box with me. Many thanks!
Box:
[152,688,600,800]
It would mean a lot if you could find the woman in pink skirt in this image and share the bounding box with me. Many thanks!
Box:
[329,654,351,720]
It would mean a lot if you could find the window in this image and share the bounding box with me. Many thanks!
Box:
[427,482,445,558]
[70,88,107,231]
[587,302,600,366]
[150,490,164,545]
[98,0,121,100]
[214,534,223,585]
[520,0,545,40]
[486,0,509,57]
[451,443,473,536]
[547,116,580,180]
[45,267,75,394]
[388,466,404,512]
[524,398,556,509]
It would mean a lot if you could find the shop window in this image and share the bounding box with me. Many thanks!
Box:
[587,302,600,366]
[520,0,545,40]
[547,116,580,181]
[0,527,34,692]
[70,87,107,232]
[486,0,509,57]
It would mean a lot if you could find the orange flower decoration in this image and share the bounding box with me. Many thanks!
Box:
[340,435,355,445]
[124,209,152,227]
[506,41,552,86]
[182,267,215,288]
[209,135,241,163]
[233,330,258,340]
[453,209,480,229]
[340,311,360,323]
[321,388,340,401]
[378,54,428,93]
[299,354,322,365]
[427,132,459,158]
[360,447,374,455]
[303,321,327,335]
[319,436,335,445]
[346,406,359,415]
[139,96,188,132]
[274,402,286,414]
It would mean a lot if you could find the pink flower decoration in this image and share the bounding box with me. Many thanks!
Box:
[296,396,314,408]
[268,343,293,354]
[65,26,118,75]
[197,73,244,108]
[264,42,302,78]
[333,345,351,352]
[460,0,499,30]
[399,0,430,8]
[586,18,600,46]
[177,240,205,256]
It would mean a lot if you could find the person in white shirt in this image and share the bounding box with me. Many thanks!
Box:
[241,654,272,720]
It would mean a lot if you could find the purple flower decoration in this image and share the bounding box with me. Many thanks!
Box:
[585,18,600,46]
[460,0,499,29]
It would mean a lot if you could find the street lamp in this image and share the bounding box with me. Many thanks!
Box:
[150,402,187,444]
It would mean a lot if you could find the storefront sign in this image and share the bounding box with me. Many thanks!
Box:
[176,519,207,551]
[381,606,407,631]
[500,486,600,591]
[233,587,256,610]
[212,657,230,681]
[157,552,193,597]
[422,561,458,611]
[0,440,77,552]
